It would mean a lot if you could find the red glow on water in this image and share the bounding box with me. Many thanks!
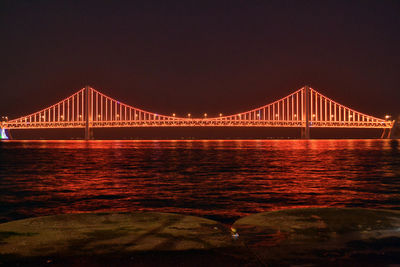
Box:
[0,139,399,223]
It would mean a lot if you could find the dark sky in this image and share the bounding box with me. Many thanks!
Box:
[1,0,399,120]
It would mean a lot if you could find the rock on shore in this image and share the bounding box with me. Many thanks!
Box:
[0,212,254,266]
[233,208,400,266]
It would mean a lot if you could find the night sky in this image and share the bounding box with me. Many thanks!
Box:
[1,0,399,121]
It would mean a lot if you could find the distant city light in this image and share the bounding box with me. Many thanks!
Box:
[0,128,8,139]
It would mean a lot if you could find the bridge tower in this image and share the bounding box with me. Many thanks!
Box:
[301,86,310,139]
[84,86,93,140]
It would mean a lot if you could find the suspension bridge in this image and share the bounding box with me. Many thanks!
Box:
[0,86,395,140]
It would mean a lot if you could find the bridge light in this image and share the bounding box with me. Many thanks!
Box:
[275,114,278,117]
[312,114,316,117]
[385,115,391,120]
[187,113,191,118]
[294,114,297,117]
[331,115,334,118]
[204,113,207,117]
[172,113,176,117]
[219,113,222,117]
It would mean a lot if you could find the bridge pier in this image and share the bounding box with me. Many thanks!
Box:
[84,127,94,140]
[381,128,389,139]
[85,127,94,140]
[301,126,310,139]
[381,119,397,139]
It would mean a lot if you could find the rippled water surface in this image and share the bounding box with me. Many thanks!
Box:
[1,139,399,224]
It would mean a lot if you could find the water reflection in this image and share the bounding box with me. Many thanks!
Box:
[0,139,399,224]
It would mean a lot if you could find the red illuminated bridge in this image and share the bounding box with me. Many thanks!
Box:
[0,86,395,139]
